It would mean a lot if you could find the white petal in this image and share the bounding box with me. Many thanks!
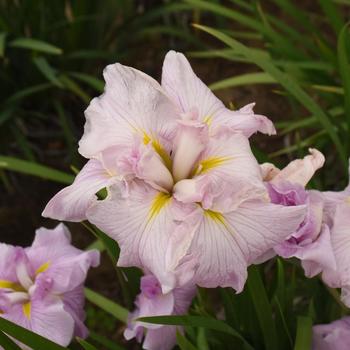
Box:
[79,63,179,158]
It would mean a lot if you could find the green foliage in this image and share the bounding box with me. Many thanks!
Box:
[0,0,197,190]
[188,0,350,187]
[1,1,350,349]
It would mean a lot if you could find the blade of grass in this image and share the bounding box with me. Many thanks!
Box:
[84,288,128,323]
[68,72,104,93]
[5,83,53,105]
[89,332,126,350]
[319,0,344,35]
[176,331,198,350]
[76,338,97,350]
[185,0,305,58]
[269,130,327,157]
[209,72,276,91]
[337,24,350,149]
[0,32,6,57]
[0,317,69,350]
[193,24,347,168]
[59,75,91,104]
[54,101,75,157]
[0,156,74,184]
[9,37,62,55]
[247,266,278,350]
[10,123,36,161]
[293,316,312,350]
[33,56,63,87]
[138,315,254,350]
[0,330,22,350]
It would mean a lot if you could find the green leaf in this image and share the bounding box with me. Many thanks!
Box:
[193,24,347,168]
[5,83,53,105]
[84,288,128,323]
[76,338,97,350]
[54,102,75,157]
[9,37,62,55]
[0,32,6,57]
[89,332,126,350]
[81,223,119,265]
[138,315,254,350]
[176,331,198,350]
[59,75,91,103]
[269,130,326,157]
[247,266,278,350]
[319,0,344,35]
[33,56,63,87]
[196,328,210,350]
[337,24,350,147]
[69,72,104,93]
[0,107,14,125]
[0,156,74,184]
[0,317,68,350]
[293,316,312,350]
[0,330,22,350]
[209,72,276,91]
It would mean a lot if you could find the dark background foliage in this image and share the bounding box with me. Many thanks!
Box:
[1,1,350,349]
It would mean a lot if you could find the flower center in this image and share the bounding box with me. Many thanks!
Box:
[0,260,50,319]
[140,111,209,194]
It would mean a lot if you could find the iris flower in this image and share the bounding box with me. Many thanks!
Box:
[124,274,196,350]
[43,51,306,293]
[0,224,99,346]
[320,163,350,306]
[260,149,337,276]
[312,317,350,350]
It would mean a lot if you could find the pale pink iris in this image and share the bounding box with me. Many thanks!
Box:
[43,51,307,293]
[0,224,99,347]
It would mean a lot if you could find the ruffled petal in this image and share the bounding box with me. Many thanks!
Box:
[312,317,350,350]
[161,50,225,119]
[26,224,100,293]
[0,244,19,282]
[260,162,280,181]
[172,114,209,182]
[300,225,337,277]
[143,326,177,350]
[190,200,306,291]
[272,148,325,186]
[86,181,196,293]
[79,63,179,158]
[2,298,75,347]
[322,203,350,306]
[42,159,117,222]
[212,103,276,137]
[62,286,88,339]
[174,132,267,212]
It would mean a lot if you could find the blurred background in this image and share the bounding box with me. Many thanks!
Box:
[1,0,350,348]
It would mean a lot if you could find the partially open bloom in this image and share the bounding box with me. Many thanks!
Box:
[312,317,350,350]
[124,274,196,350]
[259,149,337,276]
[43,51,306,293]
[0,224,100,346]
[320,163,350,306]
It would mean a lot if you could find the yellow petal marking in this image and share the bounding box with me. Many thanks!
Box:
[35,261,51,276]
[142,131,172,170]
[204,210,226,225]
[203,116,213,126]
[345,196,350,205]
[0,280,25,292]
[148,192,171,223]
[192,156,233,177]
[22,302,31,320]
[204,209,233,233]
